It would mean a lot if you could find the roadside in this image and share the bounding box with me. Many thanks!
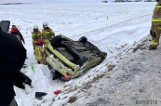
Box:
[65,35,161,106]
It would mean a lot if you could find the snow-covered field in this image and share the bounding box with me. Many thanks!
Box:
[0,2,156,106]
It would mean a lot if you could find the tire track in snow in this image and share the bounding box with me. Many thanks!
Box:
[56,10,151,37]
[71,13,151,39]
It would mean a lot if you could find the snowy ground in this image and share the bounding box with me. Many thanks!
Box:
[68,35,161,106]
[0,2,156,106]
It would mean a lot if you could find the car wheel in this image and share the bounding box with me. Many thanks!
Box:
[79,36,87,43]
[51,36,62,47]
[100,52,107,59]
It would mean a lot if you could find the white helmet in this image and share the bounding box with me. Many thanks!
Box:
[43,22,48,27]
[33,25,38,29]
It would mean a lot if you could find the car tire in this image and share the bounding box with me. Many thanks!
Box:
[51,36,62,47]
[79,36,87,43]
[100,52,107,59]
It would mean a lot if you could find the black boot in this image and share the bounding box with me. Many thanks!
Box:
[149,45,157,50]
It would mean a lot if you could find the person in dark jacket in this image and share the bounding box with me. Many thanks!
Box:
[10,25,25,44]
[0,30,31,106]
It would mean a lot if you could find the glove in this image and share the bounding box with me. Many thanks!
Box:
[23,74,32,86]
[14,72,32,89]
[14,78,25,89]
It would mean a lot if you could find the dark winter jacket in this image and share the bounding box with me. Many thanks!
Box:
[0,31,26,106]
[11,31,25,44]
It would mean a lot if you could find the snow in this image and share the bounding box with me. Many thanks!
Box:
[0,2,156,106]
[68,36,161,106]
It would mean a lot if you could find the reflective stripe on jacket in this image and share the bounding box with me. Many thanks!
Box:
[32,31,42,43]
[42,28,55,40]
[152,3,161,23]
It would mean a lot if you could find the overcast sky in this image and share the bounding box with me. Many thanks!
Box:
[0,0,103,3]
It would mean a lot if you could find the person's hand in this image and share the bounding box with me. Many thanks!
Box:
[13,72,32,89]
[14,78,25,89]
[24,75,32,86]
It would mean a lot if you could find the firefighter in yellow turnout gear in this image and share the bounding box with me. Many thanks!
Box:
[32,25,42,50]
[150,1,161,50]
[32,25,45,64]
[42,22,55,43]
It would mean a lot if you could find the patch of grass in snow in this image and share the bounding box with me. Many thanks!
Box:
[68,96,77,103]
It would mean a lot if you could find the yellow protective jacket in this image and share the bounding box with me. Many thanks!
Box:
[32,30,42,43]
[42,28,55,41]
[152,3,161,25]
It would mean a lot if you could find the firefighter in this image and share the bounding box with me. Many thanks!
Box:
[32,25,42,51]
[42,22,55,43]
[34,39,46,64]
[31,25,45,64]
[149,0,161,50]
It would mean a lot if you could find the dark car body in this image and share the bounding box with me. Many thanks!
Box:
[45,34,107,80]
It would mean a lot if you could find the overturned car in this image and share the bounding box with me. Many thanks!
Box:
[45,34,107,80]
